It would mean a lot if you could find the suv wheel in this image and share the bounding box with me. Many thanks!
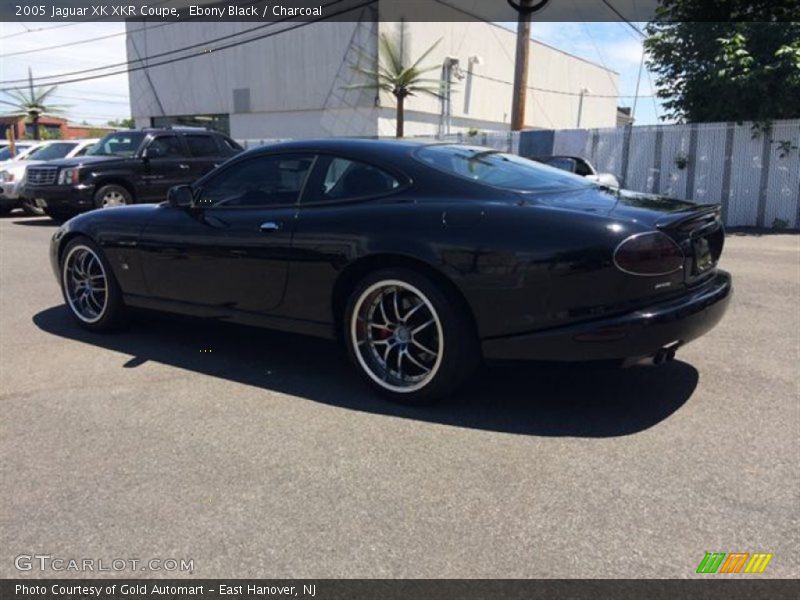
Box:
[344,268,480,405]
[94,184,132,209]
[21,199,45,216]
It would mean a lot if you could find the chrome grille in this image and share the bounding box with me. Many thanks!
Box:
[26,167,58,186]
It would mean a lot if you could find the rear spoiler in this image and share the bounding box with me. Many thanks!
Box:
[656,204,721,233]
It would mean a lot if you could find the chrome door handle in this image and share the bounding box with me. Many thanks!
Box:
[179,164,190,170]
[259,221,281,232]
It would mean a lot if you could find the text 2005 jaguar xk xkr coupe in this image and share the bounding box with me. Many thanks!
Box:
[50,139,732,404]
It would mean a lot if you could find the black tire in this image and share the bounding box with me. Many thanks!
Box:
[0,206,11,216]
[343,267,480,405]
[20,199,45,216]
[59,236,128,332]
[44,207,77,224]
[94,184,132,209]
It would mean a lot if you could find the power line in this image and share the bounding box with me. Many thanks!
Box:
[0,0,277,58]
[0,0,174,40]
[54,94,130,105]
[1,0,351,85]
[472,72,653,98]
[600,0,645,38]
[0,22,168,59]
[0,0,378,92]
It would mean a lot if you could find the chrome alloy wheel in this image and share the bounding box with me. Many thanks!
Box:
[351,280,444,393]
[101,190,127,207]
[62,245,108,323]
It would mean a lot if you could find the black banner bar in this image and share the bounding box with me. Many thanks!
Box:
[2,0,800,23]
[3,579,800,600]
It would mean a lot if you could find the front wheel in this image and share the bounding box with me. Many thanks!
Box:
[20,199,45,216]
[60,237,128,331]
[344,268,480,405]
[94,184,132,209]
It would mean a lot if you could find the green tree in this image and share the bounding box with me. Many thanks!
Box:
[347,34,444,137]
[107,117,135,129]
[645,1,800,123]
[0,68,65,140]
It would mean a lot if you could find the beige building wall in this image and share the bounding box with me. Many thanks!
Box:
[128,18,618,139]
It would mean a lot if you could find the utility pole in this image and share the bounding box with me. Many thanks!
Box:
[510,0,534,131]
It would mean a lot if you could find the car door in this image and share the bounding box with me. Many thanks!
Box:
[141,134,191,202]
[279,154,406,323]
[138,152,317,313]
[183,133,226,181]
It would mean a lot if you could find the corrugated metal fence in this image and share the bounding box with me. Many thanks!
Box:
[522,119,800,229]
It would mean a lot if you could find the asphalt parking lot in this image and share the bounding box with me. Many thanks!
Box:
[0,213,797,579]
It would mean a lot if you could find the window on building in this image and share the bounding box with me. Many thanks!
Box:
[197,154,315,208]
[151,114,230,135]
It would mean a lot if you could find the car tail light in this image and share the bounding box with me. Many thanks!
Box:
[613,232,684,276]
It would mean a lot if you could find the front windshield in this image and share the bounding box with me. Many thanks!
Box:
[26,142,78,161]
[87,132,145,158]
[416,145,592,192]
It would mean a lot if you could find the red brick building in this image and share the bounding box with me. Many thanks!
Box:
[0,115,116,140]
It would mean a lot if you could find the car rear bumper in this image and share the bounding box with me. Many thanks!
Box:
[20,184,95,211]
[481,270,732,362]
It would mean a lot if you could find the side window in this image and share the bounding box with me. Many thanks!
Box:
[574,159,593,177]
[74,145,92,157]
[196,154,314,208]
[147,135,185,158]
[543,157,577,173]
[217,136,242,157]
[317,157,399,202]
[185,135,219,158]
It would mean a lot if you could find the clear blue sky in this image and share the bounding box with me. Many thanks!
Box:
[0,21,669,127]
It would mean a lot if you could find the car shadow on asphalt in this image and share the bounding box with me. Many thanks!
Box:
[33,306,699,438]
[11,217,59,227]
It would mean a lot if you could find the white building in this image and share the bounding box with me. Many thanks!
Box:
[127,17,619,139]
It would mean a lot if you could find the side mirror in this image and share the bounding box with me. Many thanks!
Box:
[143,146,162,160]
[167,185,194,208]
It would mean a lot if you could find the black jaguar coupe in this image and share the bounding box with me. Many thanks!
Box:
[50,139,732,404]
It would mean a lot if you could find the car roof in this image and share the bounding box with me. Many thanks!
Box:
[243,138,442,159]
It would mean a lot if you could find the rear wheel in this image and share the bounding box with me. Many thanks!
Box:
[344,268,480,405]
[94,184,132,209]
[60,237,128,331]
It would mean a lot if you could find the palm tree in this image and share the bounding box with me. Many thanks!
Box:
[1,68,65,140]
[347,34,445,138]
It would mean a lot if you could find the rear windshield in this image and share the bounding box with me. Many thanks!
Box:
[87,132,145,158]
[26,142,78,161]
[415,145,592,192]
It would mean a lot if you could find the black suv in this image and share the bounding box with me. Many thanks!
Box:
[22,128,242,222]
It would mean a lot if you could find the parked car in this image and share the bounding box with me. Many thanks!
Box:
[0,142,37,164]
[23,128,242,223]
[50,140,731,404]
[0,139,98,215]
[531,155,620,188]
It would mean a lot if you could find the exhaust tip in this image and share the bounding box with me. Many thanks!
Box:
[638,342,680,366]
